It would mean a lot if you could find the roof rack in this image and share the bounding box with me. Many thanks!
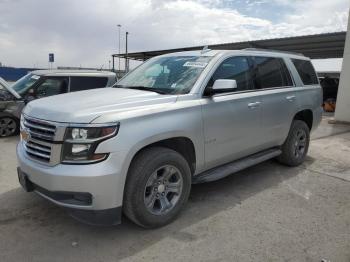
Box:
[243,48,305,57]
[201,45,211,54]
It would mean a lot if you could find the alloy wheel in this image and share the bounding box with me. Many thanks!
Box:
[293,129,307,158]
[144,165,183,215]
[0,117,17,137]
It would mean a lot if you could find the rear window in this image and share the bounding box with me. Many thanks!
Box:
[291,59,318,85]
[69,77,108,92]
[254,57,293,89]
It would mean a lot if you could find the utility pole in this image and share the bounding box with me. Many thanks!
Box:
[125,31,129,73]
[117,24,121,77]
[112,56,115,72]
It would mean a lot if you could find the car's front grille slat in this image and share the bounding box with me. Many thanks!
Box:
[24,121,56,133]
[26,129,55,141]
[24,144,51,159]
[26,141,51,153]
[23,118,56,141]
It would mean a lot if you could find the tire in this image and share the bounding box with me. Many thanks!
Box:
[277,120,310,166]
[0,116,19,137]
[123,147,191,228]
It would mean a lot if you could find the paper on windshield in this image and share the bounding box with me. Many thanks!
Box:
[31,75,40,80]
[183,61,208,68]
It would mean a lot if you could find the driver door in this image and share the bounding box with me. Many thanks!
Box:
[35,77,69,98]
[200,56,264,169]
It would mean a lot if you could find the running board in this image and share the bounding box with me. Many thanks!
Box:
[192,148,282,184]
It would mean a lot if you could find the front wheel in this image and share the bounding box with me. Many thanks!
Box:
[0,116,19,137]
[277,120,310,166]
[123,147,191,228]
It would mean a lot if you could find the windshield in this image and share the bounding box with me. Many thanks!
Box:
[11,73,40,95]
[115,55,213,94]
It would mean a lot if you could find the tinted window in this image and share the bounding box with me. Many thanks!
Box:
[70,77,108,92]
[254,57,293,89]
[35,77,68,98]
[208,56,253,91]
[292,59,318,85]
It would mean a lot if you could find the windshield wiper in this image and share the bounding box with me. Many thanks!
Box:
[115,85,168,94]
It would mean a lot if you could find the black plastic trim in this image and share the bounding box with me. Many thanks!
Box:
[67,207,122,226]
[34,184,93,206]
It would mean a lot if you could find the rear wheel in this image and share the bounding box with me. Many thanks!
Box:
[277,120,310,166]
[123,147,191,228]
[0,116,19,137]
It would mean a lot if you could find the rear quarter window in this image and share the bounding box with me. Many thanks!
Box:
[291,59,319,85]
[69,77,108,92]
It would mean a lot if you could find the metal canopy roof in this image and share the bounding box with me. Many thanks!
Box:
[113,31,346,61]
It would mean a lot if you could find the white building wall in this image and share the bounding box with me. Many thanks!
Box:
[335,12,350,122]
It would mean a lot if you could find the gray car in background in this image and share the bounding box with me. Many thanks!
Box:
[0,70,116,137]
[16,49,322,228]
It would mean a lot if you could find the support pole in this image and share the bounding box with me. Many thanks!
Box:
[117,24,121,78]
[125,31,129,73]
[335,11,350,123]
[112,56,115,72]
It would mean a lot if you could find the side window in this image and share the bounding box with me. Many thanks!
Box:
[70,77,108,92]
[208,56,253,92]
[291,59,318,85]
[35,77,68,98]
[254,57,293,89]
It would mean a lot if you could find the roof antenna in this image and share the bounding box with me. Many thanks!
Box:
[201,45,211,54]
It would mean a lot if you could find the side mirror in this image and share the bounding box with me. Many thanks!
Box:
[24,95,36,103]
[24,89,36,103]
[211,79,237,94]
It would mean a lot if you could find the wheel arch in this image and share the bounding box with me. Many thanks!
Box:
[293,109,313,130]
[128,136,197,176]
[0,111,18,119]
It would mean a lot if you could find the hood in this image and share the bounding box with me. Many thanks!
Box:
[23,87,177,123]
[0,77,21,99]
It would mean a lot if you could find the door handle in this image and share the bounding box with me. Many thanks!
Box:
[286,95,296,101]
[248,102,261,108]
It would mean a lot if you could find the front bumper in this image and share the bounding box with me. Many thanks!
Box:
[17,141,127,225]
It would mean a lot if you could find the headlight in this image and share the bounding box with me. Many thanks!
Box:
[62,123,119,164]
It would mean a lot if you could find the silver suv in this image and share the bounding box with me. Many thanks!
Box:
[16,49,322,228]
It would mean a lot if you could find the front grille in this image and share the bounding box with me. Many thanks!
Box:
[21,115,64,165]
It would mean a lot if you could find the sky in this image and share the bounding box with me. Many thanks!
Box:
[0,0,349,70]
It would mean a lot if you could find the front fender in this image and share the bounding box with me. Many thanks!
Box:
[1,101,25,119]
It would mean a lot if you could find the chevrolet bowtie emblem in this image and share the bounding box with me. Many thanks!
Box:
[20,129,30,142]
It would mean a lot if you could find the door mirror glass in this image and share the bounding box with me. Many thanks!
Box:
[211,79,237,94]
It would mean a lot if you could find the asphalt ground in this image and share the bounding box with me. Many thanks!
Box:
[0,116,349,262]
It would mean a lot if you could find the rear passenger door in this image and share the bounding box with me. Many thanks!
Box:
[69,76,108,92]
[252,56,297,148]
